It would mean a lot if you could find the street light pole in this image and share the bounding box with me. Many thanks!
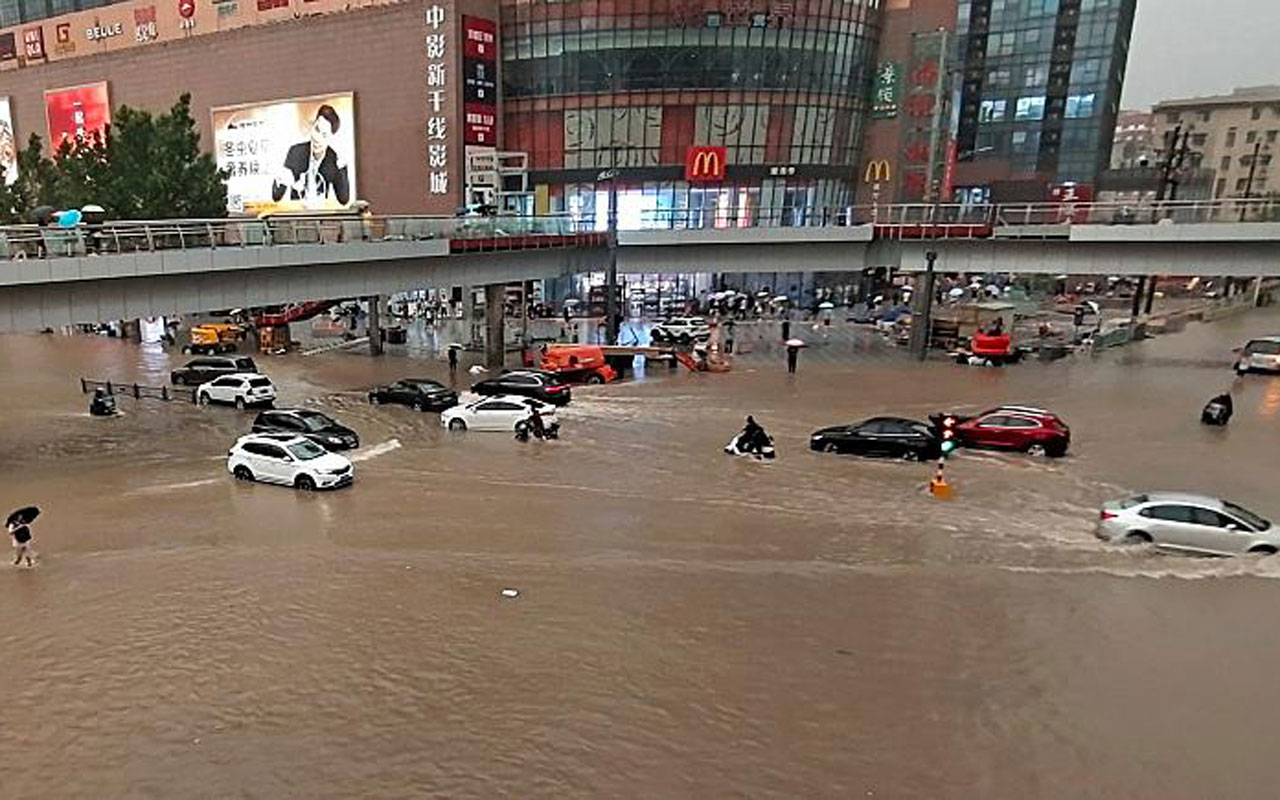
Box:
[912,249,939,361]
[598,168,620,345]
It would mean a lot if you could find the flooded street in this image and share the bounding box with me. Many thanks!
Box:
[3,310,1280,799]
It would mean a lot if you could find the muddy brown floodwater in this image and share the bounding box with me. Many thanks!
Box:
[3,311,1280,799]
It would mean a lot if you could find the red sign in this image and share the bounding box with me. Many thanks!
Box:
[22,26,44,60]
[464,103,496,145]
[1049,183,1094,223]
[45,83,111,150]
[463,15,496,59]
[685,146,727,182]
[940,140,957,201]
[178,0,196,16]
[0,32,15,61]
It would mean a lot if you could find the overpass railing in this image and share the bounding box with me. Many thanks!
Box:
[0,197,1274,260]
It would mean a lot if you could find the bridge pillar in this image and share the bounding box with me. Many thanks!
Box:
[484,283,505,370]
[367,295,384,356]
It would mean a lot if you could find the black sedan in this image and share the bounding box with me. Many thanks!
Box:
[252,409,360,451]
[471,370,571,406]
[810,417,941,461]
[368,379,458,411]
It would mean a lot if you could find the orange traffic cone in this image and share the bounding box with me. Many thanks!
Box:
[929,459,953,500]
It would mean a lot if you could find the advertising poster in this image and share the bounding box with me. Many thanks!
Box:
[45,82,111,150]
[462,16,497,145]
[0,97,16,186]
[211,92,357,215]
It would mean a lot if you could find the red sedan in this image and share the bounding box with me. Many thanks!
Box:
[934,405,1071,458]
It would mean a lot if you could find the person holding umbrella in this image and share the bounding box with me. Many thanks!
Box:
[785,338,805,374]
[7,506,38,567]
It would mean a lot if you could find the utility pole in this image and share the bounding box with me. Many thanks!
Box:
[1240,140,1266,221]
[1154,124,1193,212]
[912,249,939,360]
[598,167,620,345]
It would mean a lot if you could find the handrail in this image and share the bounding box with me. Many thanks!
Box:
[0,198,1274,261]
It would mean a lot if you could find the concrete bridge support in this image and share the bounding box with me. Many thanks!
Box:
[484,283,505,370]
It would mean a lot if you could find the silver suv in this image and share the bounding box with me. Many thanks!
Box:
[1097,493,1276,556]
[650,317,710,344]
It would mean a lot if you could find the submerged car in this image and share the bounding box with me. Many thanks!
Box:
[441,395,556,432]
[252,409,359,451]
[1097,493,1276,556]
[472,370,572,404]
[368,378,458,411]
[930,405,1070,457]
[810,417,941,461]
[227,433,354,491]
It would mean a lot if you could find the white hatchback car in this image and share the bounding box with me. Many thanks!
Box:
[198,373,276,409]
[650,317,711,344]
[1235,336,1280,374]
[227,433,354,490]
[1097,492,1277,556]
[441,395,555,432]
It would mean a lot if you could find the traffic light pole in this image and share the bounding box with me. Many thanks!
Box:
[911,249,939,360]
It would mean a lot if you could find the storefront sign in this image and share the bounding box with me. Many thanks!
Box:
[53,23,74,55]
[872,62,900,119]
[685,146,727,182]
[23,26,45,59]
[0,32,15,60]
[425,4,450,195]
[211,92,357,214]
[45,82,111,149]
[87,22,125,41]
[1049,182,1093,223]
[864,159,891,183]
[462,16,497,145]
[133,7,157,43]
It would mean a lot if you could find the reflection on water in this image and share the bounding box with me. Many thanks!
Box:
[1,311,1280,798]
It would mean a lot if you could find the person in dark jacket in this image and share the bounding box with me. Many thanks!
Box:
[1202,391,1234,425]
[271,105,351,206]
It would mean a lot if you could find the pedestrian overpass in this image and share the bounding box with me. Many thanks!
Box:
[0,200,1277,332]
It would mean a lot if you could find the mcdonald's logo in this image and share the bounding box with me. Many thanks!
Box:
[685,146,727,183]
[864,159,892,183]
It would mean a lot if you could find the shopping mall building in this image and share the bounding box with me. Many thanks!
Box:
[0,0,1135,256]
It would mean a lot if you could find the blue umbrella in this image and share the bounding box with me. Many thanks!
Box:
[57,209,83,228]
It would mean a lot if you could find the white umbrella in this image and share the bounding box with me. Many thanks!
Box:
[785,338,807,347]
[774,295,789,302]
[818,301,835,310]
[948,287,965,299]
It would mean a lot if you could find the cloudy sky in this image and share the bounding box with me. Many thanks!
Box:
[1121,0,1280,109]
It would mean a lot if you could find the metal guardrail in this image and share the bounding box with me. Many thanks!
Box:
[4,198,1276,261]
[81,377,194,403]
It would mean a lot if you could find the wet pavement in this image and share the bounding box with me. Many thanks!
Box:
[2,309,1280,798]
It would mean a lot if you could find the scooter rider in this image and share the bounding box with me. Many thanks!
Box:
[527,405,547,439]
[742,415,765,454]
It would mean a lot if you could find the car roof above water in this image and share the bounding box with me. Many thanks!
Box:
[1138,492,1224,508]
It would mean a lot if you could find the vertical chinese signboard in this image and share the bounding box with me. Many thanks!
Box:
[424,3,450,198]
[462,16,496,146]
[871,62,901,119]
[901,31,951,202]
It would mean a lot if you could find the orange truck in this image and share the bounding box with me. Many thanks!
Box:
[533,344,619,384]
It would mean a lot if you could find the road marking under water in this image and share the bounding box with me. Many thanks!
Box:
[349,439,402,463]
[126,477,222,495]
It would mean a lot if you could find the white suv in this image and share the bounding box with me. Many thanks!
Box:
[227,433,354,490]
[650,317,710,344]
[198,373,276,409]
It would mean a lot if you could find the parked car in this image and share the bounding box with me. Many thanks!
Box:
[441,395,556,432]
[1097,493,1276,556]
[1235,336,1280,374]
[227,433,354,491]
[170,355,258,385]
[252,408,359,451]
[929,405,1070,457]
[472,370,572,405]
[367,378,458,411]
[197,373,276,409]
[649,317,711,345]
[809,417,941,461]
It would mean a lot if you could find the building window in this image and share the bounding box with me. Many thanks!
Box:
[1236,178,1249,192]
[1215,178,1226,198]
[1199,111,1211,122]
[1023,65,1047,88]
[1166,112,1181,124]
[1226,129,1237,148]
[1252,107,1263,120]
[1245,130,1258,145]
[979,99,1007,122]
[1064,93,1096,119]
[987,68,1012,86]
[1191,133,1207,147]
[1011,130,1041,153]
[1268,130,1278,144]
[1221,156,1231,171]
[705,12,722,27]
[1015,96,1045,121]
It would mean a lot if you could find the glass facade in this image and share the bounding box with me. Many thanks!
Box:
[955,0,1136,185]
[0,0,119,26]
[501,0,884,225]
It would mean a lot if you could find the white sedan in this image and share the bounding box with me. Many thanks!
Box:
[441,394,556,432]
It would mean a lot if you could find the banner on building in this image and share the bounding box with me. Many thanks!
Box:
[211,92,357,215]
[462,16,497,145]
[45,82,111,151]
[0,97,15,186]
[871,62,901,119]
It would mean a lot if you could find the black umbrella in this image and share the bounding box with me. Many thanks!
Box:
[30,205,55,226]
[6,506,39,527]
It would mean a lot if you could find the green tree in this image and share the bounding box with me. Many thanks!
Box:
[0,93,227,222]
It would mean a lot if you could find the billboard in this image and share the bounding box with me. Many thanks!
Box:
[0,97,15,186]
[462,16,497,145]
[211,93,356,215]
[45,82,111,151]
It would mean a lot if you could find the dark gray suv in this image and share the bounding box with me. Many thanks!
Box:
[171,356,259,385]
